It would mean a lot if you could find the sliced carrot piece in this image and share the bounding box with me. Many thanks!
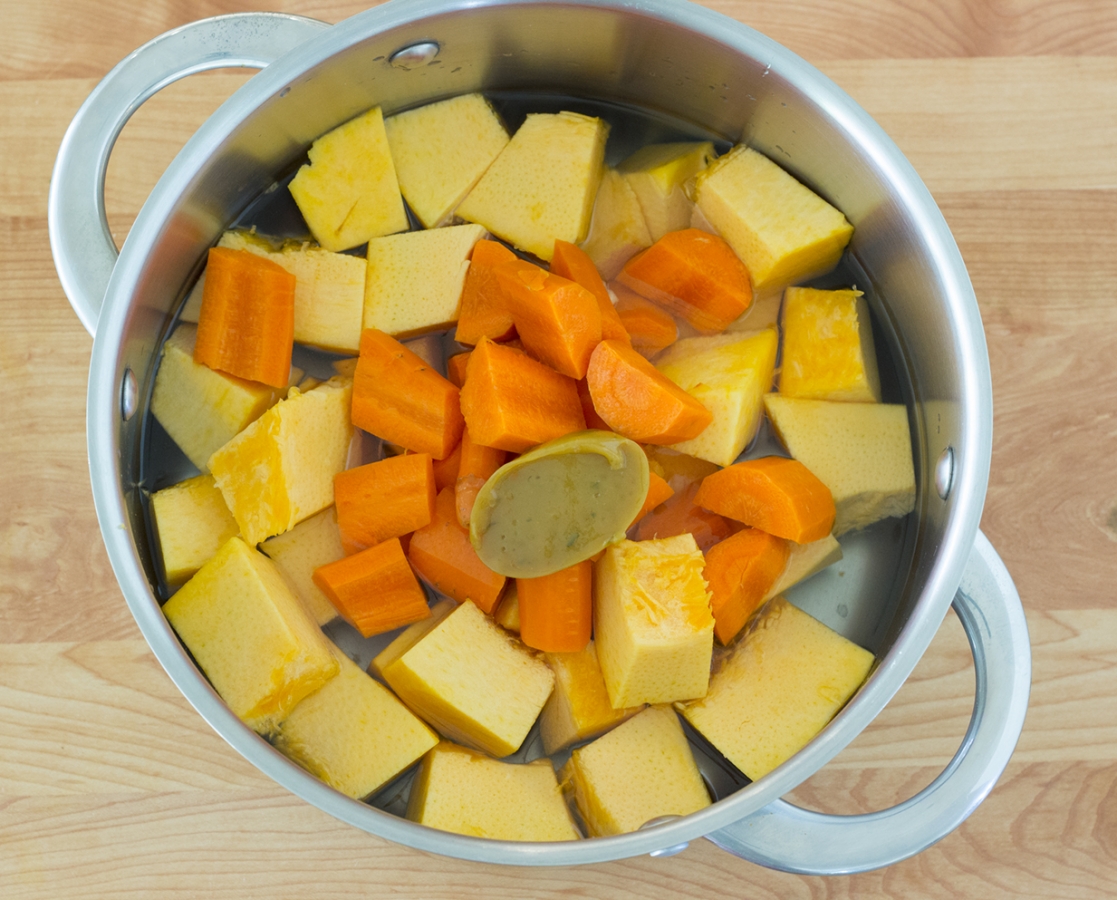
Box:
[492,258,603,379]
[618,228,752,333]
[576,377,612,432]
[630,480,740,552]
[312,537,430,638]
[611,282,678,358]
[454,239,518,346]
[551,239,629,343]
[629,471,675,527]
[695,456,836,543]
[446,351,472,388]
[334,453,436,553]
[351,328,464,459]
[194,246,295,387]
[459,338,586,453]
[585,339,711,444]
[432,441,462,492]
[703,527,791,645]
[455,425,508,528]
[517,559,592,653]
[408,487,506,613]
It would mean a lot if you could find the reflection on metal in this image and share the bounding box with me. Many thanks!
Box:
[390,41,441,69]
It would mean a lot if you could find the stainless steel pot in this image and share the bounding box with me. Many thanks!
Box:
[50,0,1031,873]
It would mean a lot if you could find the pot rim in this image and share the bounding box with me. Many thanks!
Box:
[85,0,991,865]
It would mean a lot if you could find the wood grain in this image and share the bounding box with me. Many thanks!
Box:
[2,0,1115,897]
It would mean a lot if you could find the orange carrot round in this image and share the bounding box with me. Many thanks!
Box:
[334,453,436,553]
[551,239,630,343]
[454,239,518,346]
[610,282,678,358]
[629,470,676,528]
[455,425,508,528]
[630,480,740,552]
[703,527,791,645]
[517,560,592,653]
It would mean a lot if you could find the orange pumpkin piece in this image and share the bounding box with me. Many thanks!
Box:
[351,328,463,459]
[454,239,518,346]
[585,339,711,444]
[334,453,436,553]
[550,239,629,343]
[617,228,752,333]
[312,537,431,638]
[630,481,740,552]
[610,283,678,358]
[459,338,586,453]
[517,560,593,653]
[695,456,836,543]
[408,487,506,614]
[193,246,295,388]
[703,527,791,645]
[455,425,508,528]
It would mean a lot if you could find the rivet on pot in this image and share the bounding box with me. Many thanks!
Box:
[935,445,955,500]
[120,367,138,421]
[640,815,689,857]
[389,41,441,70]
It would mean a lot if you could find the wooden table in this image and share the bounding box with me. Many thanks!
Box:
[3,1,1115,896]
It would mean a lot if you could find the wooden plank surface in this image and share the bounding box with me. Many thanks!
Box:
[2,1,1115,896]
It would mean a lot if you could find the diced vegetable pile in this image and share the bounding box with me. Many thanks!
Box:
[149,93,916,841]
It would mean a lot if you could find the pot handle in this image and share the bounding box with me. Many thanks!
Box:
[48,12,329,337]
[706,529,1031,874]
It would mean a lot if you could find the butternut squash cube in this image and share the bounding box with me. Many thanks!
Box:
[682,597,874,780]
[151,324,285,470]
[539,641,644,755]
[763,395,915,535]
[363,224,488,338]
[695,145,853,293]
[288,106,408,252]
[780,287,881,402]
[407,743,579,841]
[762,533,843,606]
[209,377,353,545]
[259,506,344,626]
[618,141,716,241]
[151,474,239,587]
[655,328,779,467]
[560,706,710,836]
[374,599,554,757]
[457,111,609,261]
[384,93,510,228]
[594,535,714,708]
[580,168,653,280]
[162,536,338,734]
[273,647,438,799]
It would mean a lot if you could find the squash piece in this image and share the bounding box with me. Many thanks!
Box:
[618,141,716,241]
[580,167,653,280]
[259,506,344,626]
[151,474,239,587]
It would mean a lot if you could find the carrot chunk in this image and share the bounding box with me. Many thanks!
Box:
[193,246,295,388]
[517,560,592,653]
[585,339,711,444]
[551,239,629,343]
[455,425,508,528]
[611,283,678,358]
[576,377,612,432]
[312,537,431,638]
[695,456,836,543]
[454,239,518,346]
[460,338,586,453]
[629,471,675,527]
[618,228,752,333]
[334,453,436,553]
[446,351,472,388]
[703,527,791,644]
[432,441,463,492]
[351,328,464,459]
[408,487,506,613]
[493,258,603,378]
[630,481,740,552]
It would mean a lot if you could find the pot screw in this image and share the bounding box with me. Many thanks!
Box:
[121,367,138,421]
[389,41,441,70]
[935,445,955,500]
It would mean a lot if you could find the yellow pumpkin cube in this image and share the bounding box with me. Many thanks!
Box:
[375,600,554,758]
[209,377,353,545]
[288,106,408,252]
[151,474,239,586]
[407,743,579,841]
[655,328,779,467]
[779,287,881,402]
[763,394,916,535]
[456,111,609,261]
[594,535,714,708]
[259,506,345,626]
[151,324,286,470]
[384,93,510,228]
[580,168,653,280]
[273,647,438,799]
[682,596,874,780]
[762,534,843,606]
[560,706,710,836]
[539,641,644,755]
[162,536,338,734]
[618,141,716,241]
[695,144,853,293]
[363,224,488,337]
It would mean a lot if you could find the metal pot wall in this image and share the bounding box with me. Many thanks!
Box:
[49,0,1031,873]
